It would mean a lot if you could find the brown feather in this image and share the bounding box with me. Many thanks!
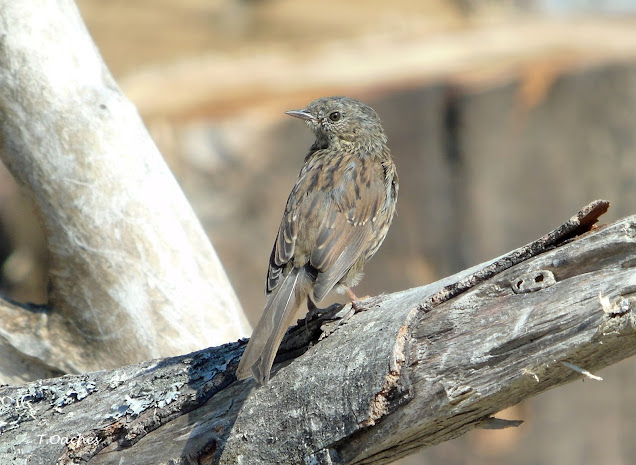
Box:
[238,96,398,384]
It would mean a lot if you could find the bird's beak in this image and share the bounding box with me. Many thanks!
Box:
[285,109,315,121]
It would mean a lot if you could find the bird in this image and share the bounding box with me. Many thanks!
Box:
[236,96,398,385]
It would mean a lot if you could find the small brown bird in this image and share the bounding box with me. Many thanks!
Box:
[236,96,398,384]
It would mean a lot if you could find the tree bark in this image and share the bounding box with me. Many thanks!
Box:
[1,201,634,465]
[0,0,250,382]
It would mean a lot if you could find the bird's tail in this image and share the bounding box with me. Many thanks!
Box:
[236,267,304,384]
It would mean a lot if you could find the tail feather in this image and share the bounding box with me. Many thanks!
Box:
[236,267,304,384]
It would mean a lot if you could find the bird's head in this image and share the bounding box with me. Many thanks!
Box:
[286,96,387,151]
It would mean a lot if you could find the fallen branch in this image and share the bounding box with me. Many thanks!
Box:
[1,201,634,464]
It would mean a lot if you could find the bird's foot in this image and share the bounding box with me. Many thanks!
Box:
[345,287,372,313]
[317,294,386,341]
[351,298,371,312]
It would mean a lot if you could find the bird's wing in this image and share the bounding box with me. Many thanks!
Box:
[267,150,390,300]
[266,163,318,294]
[309,168,384,302]
[266,178,334,292]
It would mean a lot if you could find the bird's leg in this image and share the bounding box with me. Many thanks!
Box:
[346,286,369,312]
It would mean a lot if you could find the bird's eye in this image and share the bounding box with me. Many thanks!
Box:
[328,111,341,122]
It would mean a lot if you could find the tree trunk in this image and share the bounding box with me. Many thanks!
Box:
[1,201,634,464]
[0,0,250,383]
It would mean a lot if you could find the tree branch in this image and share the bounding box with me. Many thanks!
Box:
[1,202,634,464]
[0,0,250,378]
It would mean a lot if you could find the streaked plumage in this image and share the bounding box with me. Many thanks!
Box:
[236,96,398,384]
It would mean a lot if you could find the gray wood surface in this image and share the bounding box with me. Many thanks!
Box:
[1,203,633,464]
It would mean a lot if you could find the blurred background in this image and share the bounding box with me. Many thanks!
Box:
[1,0,636,463]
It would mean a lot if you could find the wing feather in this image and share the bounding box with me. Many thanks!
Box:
[266,149,388,301]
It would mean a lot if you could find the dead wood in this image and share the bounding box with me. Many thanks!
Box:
[1,201,635,465]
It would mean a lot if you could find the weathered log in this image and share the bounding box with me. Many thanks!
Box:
[1,201,634,465]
